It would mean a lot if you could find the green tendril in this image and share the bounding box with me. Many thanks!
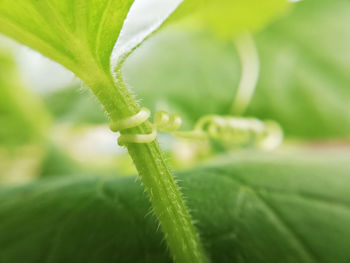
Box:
[154,111,182,132]
[109,108,283,150]
[109,107,151,132]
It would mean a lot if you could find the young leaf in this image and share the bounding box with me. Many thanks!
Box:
[0,150,349,262]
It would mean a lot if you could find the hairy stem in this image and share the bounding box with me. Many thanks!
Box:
[83,67,207,263]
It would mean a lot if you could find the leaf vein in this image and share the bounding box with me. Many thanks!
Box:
[95,0,113,66]
[215,173,322,263]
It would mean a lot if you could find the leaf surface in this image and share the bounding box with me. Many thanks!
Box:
[1,150,350,262]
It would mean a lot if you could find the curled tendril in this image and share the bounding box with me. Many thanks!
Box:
[154,111,182,132]
[175,115,283,151]
[109,107,156,145]
[109,107,283,150]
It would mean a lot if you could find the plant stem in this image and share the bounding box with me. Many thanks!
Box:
[83,67,208,263]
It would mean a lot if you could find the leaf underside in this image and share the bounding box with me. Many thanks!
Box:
[0,0,135,81]
[0,150,349,263]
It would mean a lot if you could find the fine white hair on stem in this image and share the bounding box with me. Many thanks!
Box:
[231,32,260,115]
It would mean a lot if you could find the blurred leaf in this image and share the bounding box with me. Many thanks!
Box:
[43,86,106,124]
[0,150,350,262]
[0,48,82,183]
[0,49,50,147]
[247,0,350,139]
[39,144,80,178]
[169,0,290,39]
[125,0,350,138]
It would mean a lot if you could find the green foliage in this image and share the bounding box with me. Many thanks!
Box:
[125,0,350,139]
[0,150,349,262]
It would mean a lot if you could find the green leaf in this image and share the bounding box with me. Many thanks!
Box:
[1,150,350,262]
[0,0,138,84]
[169,0,290,39]
[125,0,350,138]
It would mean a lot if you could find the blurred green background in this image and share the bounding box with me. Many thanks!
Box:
[0,0,349,185]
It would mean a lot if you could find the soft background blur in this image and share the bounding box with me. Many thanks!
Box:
[0,0,349,185]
